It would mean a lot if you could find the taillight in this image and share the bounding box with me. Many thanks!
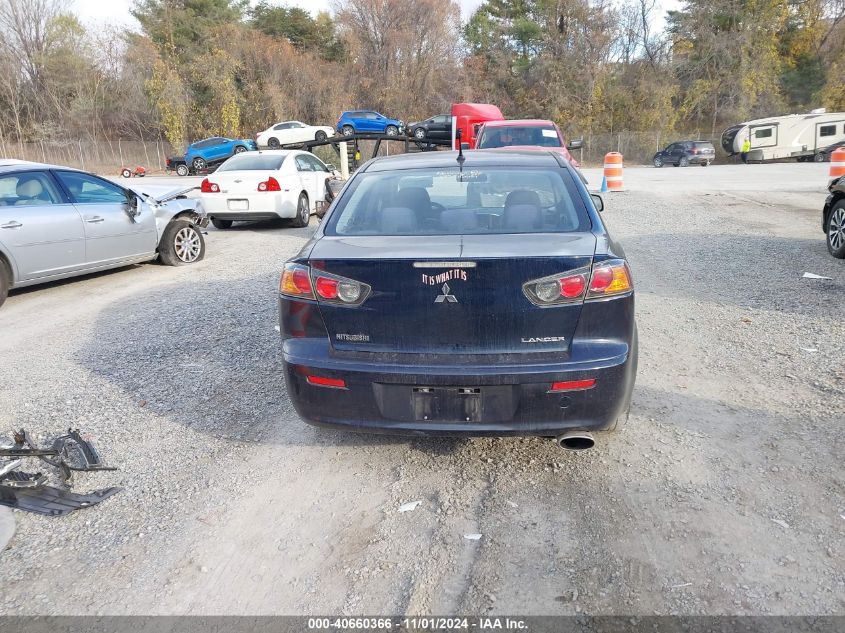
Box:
[200,178,219,193]
[312,270,371,305]
[279,263,370,306]
[280,263,314,299]
[587,259,633,299]
[258,176,281,192]
[523,268,590,306]
[523,260,632,306]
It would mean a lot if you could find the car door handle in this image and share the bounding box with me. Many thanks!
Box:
[1,221,22,229]
[86,216,105,223]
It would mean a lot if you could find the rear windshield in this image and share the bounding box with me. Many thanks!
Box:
[477,126,561,148]
[324,166,591,236]
[693,141,715,149]
[217,154,285,171]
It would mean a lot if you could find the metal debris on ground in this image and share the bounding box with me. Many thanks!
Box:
[398,500,422,513]
[802,272,832,279]
[0,428,121,516]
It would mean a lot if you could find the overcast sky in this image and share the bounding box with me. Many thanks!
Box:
[73,0,486,28]
[73,0,682,30]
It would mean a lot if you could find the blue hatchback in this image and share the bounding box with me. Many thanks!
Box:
[278,150,637,450]
[184,136,257,172]
[336,111,404,137]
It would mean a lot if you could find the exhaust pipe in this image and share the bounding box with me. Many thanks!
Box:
[555,430,595,451]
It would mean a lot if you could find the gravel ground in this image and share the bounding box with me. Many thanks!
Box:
[0,164,842,615]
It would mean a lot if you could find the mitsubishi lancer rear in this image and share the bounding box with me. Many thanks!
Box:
[278,150,637,449]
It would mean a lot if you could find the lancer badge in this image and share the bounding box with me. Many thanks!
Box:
[435,283,457,303]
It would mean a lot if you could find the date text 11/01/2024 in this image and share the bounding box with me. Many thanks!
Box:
[307,617,529,630]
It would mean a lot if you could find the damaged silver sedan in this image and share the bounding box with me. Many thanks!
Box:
[0,162,208,307]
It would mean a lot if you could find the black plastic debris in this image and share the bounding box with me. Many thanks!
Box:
[0,428,121,516]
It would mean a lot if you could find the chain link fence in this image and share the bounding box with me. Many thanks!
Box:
[0,140,175,175]
[0,131,732,175]
[569,131,726,166]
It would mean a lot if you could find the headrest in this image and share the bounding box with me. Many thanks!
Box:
[396,187,431,212]
[440,208,479,232]
[379,207,417,234]
[503,203,542,232]
[17,177,44,198]
[505,189,541,208]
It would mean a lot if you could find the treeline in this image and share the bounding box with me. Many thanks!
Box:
[0,0,843,151]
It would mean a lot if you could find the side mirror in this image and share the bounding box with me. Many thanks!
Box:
[590,193,604,213]
[125,192,141,219]
[567,138,584,150]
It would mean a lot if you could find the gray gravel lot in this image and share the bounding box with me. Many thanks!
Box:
[0,163,843,615]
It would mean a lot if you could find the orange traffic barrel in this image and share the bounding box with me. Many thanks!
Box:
[830,147,845,180]
[604,152,624,191]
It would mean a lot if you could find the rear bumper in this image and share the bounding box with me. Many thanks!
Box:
[282,337,637,437]
[201,192,296,220]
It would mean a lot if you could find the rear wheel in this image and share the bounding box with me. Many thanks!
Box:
[815,152,826,163]
[121,168,132,178]
[828,201,845,258]
[234,145,247,154]
[192,157,207,171]
[315,130,327,142]
[159,220,205,266]
[679,156,689,167]
[342,125,354,136]
[268,137,280,148]
[211,218,233,230]
[176,164,189,177]
[385,125,399,136]
[653,157,663,168]
[0,259,9,309]
[291,192,309,228]
[701,160,710,167]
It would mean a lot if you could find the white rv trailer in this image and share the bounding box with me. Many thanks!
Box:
[721,109,845,161]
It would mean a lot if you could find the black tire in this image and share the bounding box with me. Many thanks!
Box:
[815,152,826,163]
[653,157,663,168]
[159,219,205,266]
[414,127,426,140]
[827,201,845,259]
[0,259,9,309]
[192,157,207,171]
[121,168,132,178]
[268,137,280,148]
[291,192,309,228]
[176,164,189,177]
[385,125,399,136]
[315,130,327,142]
[608,325,638,432]
[679,156,689,167]
[342,125,354,137]
[701,160,710,167]
[234,145,247,154]
[211,218,233,230]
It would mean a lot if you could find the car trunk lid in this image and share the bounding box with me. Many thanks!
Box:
[309,233,597,354]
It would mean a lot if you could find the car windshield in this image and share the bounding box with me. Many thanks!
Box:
[478,126,561,148]
[217,154,285,171]
[324,166,590,236]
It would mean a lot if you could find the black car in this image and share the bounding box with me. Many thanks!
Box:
[823,175,845,258]
[407,114,452,142]
[812,140,845,163]
[278,150,638,450]
[653,141,716,167]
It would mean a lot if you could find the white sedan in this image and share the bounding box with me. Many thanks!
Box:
[199,150,337,229]
[255,121,335,148]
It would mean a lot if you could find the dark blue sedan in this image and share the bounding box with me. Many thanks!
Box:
[279,150,637,449]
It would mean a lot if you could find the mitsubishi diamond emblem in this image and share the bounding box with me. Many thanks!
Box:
[435,283,457,303]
